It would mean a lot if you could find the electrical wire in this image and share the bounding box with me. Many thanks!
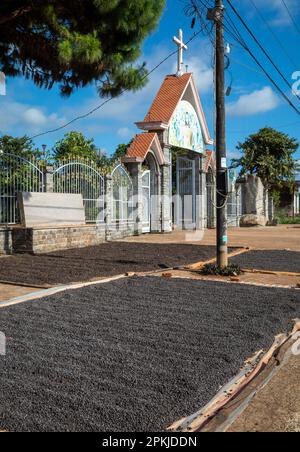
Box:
[190,0,300,116]
[231,58,265,76]
[226,0,300,103]
[248,0,298,70]
[30,30,202,140]
[280,0,300,37]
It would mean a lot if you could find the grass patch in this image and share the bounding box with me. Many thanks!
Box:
[277,215,300,225]
[275,209,300,225]
[200,263,242,277]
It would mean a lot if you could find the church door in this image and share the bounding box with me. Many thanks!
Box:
[142,170,151,233]
[176,157,196,229]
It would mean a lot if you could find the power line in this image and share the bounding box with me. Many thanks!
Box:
[30,30,202,140]
[231,35,300,115]
[280,0,300,37]
[231,58,264,76]
[249,0,298,70]
[191,0,300,116]
[226,0,300,103]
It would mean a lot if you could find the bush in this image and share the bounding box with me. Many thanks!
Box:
[275,209,300,224]
[200,263,242,277]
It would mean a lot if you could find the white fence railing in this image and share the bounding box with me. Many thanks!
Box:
[0,152,45,225]
[0,154,133,227]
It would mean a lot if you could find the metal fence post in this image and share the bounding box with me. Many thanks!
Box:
[105,174,113,241]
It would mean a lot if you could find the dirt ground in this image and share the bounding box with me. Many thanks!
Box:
[0,283,40,303]
[228,353,300,432]
[123,225,300,251]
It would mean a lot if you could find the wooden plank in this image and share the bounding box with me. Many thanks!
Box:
[185,247,252,271]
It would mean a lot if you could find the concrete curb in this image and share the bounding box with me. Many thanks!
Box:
[0,274,127,309]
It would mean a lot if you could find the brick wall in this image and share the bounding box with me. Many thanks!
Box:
[106,222,135,241]
[12,225,106,254]
[4,223,138,255]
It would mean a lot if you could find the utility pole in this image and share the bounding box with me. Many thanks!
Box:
[214,0,228,267]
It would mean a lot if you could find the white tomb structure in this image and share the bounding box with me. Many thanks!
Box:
[18,192,86,227]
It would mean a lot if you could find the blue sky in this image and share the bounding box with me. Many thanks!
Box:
[1,0,300,162]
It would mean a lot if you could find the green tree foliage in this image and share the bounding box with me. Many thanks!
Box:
[111,142,131,162]
[0,0,165,97]
[52,131,98,160]
[95,142,131,173]
[232,128,300,191]
[0,134,41,158]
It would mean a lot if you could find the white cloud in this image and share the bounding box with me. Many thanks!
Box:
[177,55,213,94]
[171,39,213,94]
[62,40,213,128]
[23,108,48,126]
[1,37,214,145]
[226,86,280,117]
[0,100,66,135]
[243,0,300,26]
[117,127,133,139]
[228,150,242,161]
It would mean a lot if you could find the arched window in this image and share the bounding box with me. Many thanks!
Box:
[111,164,133,223]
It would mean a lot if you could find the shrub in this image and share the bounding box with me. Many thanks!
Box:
[200,263,242,277]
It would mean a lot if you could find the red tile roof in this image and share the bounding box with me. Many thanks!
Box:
[143,73,192,124]
[125,133,157,161]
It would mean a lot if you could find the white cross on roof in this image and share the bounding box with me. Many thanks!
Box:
[173,29,188,77]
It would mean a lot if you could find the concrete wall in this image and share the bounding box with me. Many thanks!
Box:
[0,228,13,255]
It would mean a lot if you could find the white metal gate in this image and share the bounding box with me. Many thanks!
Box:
[53,160,105,223]
[0,153,44,225]
[111,164,134,225]
[142,170,151,233]
[227,186,242,227]
[176,157,196,229]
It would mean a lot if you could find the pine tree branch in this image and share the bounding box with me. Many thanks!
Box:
[0,6,33,25]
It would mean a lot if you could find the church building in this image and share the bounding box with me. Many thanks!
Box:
[122,30,216,234]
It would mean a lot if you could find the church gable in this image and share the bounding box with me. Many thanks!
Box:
[122,133,165,165]
[140,73,192,125]
[136,73,213,150]
[169,99,204,152]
